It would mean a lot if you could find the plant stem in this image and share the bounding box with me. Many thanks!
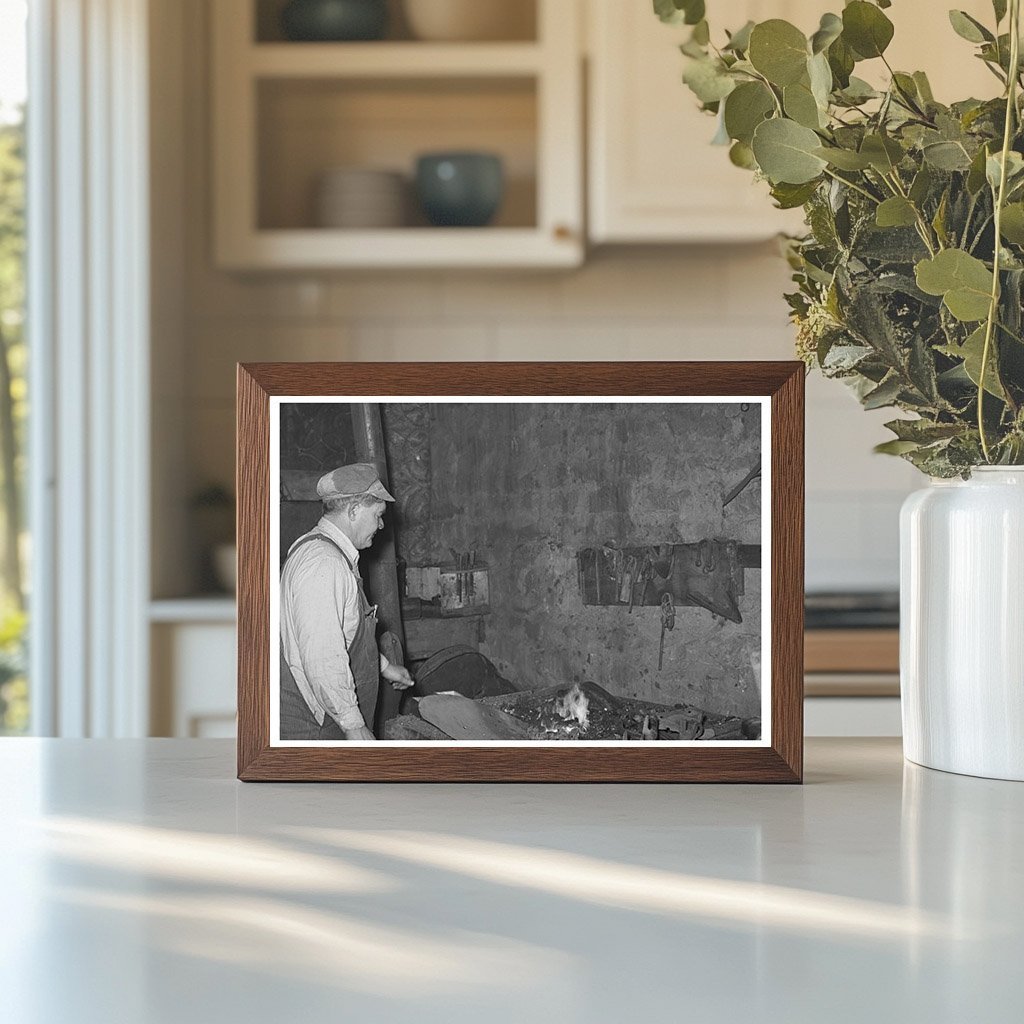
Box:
[969,213,994,253]
[750,69,784,117]
[822,167,880,205]
[979,0,1021,462]
[884,170,939,254]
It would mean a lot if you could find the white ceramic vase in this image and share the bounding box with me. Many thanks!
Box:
[900,467,1024,780]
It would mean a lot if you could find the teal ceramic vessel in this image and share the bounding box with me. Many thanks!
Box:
[415,152,505,227]
[281,0,388,41]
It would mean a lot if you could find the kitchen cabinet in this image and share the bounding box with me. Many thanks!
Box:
[587,0,810,243]
[211,0,583,269]
[150,600,237,738]
[586,0,998,244]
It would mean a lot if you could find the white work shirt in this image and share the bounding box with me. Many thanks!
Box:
[279,517,389,730]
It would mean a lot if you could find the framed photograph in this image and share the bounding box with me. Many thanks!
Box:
[237,362,803,782]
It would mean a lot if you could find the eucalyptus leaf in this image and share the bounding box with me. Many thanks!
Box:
[909,165,933,205]
[884,418,963,443]
[916,250,994,322]
[940,326,1006,398]
[932,190,950,247]
[860,133,904,173]
[827,36,856,89]
[810,13,843,54]
[729,141,758,169]
[770,180,820,209]
[808,52,833,111]
[724,59,757,76]
[874,439,922,455]
[986,151,1024,191]
[993,0,1008,24]
[967,144,991,194]
[784,80,824,129]
[908,333,941,402]
[813,146,872,170]
[724,20,755,53]
[948,10,994,44]
[723,81,775,144]
[876,197,918,228]
[944,289,994,325]
[653,0,705,26]
[692,19,710,45]
[862,374,903,409]
[684,1,706,27]
[683,57,737,104]
[748,20,809,87]
[922,140,973,171]
[711,107,731,145]
[912,71,935,104]
[752,118,828,184]
[837,76,879,104]
[1000,203,1024,245]
[842,1,894,59]
[892,72,922,109]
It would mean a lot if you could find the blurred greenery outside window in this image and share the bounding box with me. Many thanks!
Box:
[0,0,28,734]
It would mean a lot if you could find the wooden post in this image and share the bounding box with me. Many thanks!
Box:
[351,403,406,733]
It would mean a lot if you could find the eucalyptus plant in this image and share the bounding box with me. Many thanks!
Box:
[657,0,1024,475]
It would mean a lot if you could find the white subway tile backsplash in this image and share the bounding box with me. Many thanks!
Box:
[558,251,726,320]
[182,248,913,590]
[625,323,795,361]
[351,324,495,362]
[493,322,627,361]
[720,242,794,321]
[187,271,327,322]
[186,403,236,491]
[441,272,562,320]
[325,275,445,320]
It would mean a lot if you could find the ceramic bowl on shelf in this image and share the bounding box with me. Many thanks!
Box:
[315,167,408,228]
[414,152,504,227]
[280,0,388,42]
[402,0,534,41]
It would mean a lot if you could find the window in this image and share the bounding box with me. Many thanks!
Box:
[0,0,28,734]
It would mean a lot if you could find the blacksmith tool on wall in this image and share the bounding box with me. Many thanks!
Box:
[723,462,761,508]
[658,592,676,671]
[620,554,637,605]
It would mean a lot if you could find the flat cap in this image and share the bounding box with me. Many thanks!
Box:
[316,463,395,502]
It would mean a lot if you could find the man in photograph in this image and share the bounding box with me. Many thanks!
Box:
[279,462,413,740]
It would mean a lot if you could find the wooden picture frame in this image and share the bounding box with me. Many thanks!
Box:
[237,362,804,782]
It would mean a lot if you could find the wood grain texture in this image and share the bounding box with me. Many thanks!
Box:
[770,364,804,783]
[237,365,271,778]
[237,361,805,783]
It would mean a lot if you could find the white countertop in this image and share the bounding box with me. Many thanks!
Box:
[0,738,1019,1023]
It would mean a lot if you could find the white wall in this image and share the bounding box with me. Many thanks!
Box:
[155,0,921,599]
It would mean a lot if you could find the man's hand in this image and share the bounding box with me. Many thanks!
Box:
[382,663,414,690]
[343,725,376,741]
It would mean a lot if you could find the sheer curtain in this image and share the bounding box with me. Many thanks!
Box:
[28,0,150,736]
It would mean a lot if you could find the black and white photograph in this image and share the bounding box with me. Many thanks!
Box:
[270,397,770,746]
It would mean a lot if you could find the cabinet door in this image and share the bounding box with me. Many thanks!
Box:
[588,0,814,243]
[588,0,1000,244]
[212,0,584,269]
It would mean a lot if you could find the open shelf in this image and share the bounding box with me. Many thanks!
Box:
[212,0,581,268]
[257,77,537,231]
[249,42,544,77]
[254,0,538,44]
